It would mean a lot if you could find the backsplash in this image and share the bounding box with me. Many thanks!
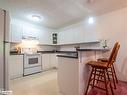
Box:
[10,43,57,53]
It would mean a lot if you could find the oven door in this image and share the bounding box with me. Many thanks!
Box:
[24,54,41,68]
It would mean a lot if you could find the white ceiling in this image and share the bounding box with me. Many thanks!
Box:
[0,0,127,29]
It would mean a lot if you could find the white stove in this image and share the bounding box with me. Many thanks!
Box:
[24,53,42,75]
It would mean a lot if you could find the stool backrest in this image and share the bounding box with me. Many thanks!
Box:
[107,42,120,67]
[113,44,120,62]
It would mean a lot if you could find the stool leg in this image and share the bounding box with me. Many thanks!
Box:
[92,68,97,88]
[106,69,114,95]
[100,69,104,79]
[111,67,116,89]
[112,65,118,83]
[85,67,94,95]
[104,69,108,95]
[97,69,102,83]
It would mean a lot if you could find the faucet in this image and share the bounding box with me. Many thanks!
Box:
[74,46,80,51]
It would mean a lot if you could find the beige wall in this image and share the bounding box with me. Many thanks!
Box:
[95,7,127,81]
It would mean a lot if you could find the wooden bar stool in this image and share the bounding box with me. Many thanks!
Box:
[98,58,118,84]
[85,42,120,95]
[97,58,118,89]
[97,42,120,89]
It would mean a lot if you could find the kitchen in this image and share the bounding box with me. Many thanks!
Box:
[0,0,127,95]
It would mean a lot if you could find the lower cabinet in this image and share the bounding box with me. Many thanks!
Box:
[41,54,50,70]
[41,54,58,70]
[9,55,24,79]
[50,54,58,68]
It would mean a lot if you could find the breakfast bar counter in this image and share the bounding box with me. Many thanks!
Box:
[57,49,109,95]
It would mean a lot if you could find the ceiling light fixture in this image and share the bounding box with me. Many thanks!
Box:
[32,15,41,22]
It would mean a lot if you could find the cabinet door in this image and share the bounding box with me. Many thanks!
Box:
[58,31,65,44]
[22,26,39,38]
[74,31,85,43]
[9,55,23,79]
[50,54,58,68]
[39,31,52,45]
[41,54,50,70]
[11,22,22,43]
[65,30,75,44]
[58,24,99,44]
[58,31,75,44]
[84,31,97,42]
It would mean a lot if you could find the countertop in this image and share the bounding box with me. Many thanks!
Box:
[10,49,109,58]
[37,50,77,54]
[57,48,110,58]
[57,55,78,59]
[77,48,110,51]
[38,50,78,58]
[10,50,78,55]
[10,53,24,55]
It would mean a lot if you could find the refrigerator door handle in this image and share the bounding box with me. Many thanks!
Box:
[4,41,10,43]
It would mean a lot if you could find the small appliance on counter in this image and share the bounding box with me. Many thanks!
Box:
[10,46,21,54]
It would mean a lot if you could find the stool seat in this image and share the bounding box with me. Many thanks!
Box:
[98,57,119,85]
[98,58,108,62]
[87,61,108,68]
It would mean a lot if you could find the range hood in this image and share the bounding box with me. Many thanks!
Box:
[21,36,39,48]
[22,36,39,40]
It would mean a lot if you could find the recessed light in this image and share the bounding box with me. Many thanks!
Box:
[88,17,94,24]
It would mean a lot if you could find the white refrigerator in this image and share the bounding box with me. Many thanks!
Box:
[0,8,10,91]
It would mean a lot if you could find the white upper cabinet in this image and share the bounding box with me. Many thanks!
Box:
[85,30,98,42]
[58,23,99,45]
[58,31,65,44]
[22,25,52,45]
[22,26,39,39]
[11,19,52,45]
[38,30,52,45]
[65,30,75,44]
[58,30,99,45]
[73,26,86,43]
[11,19,99,45]
[82,24,97,42]
[58,30,75,44]
[11,21,22,43]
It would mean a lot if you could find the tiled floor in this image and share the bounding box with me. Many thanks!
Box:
[10,70,127,95]
[10,70,62,95]
[88,81,127,95]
